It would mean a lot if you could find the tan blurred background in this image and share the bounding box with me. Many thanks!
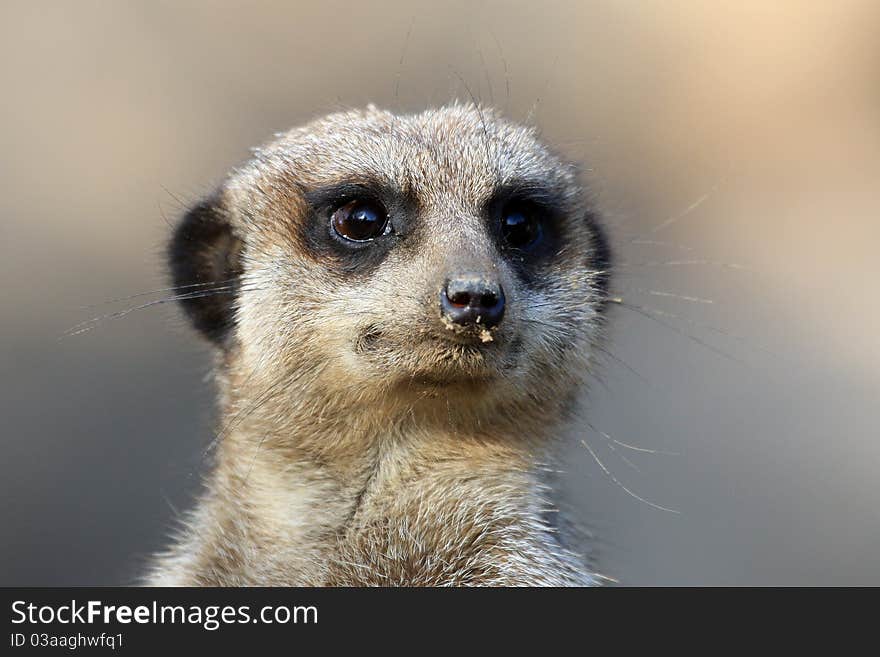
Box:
[1,1,878,585]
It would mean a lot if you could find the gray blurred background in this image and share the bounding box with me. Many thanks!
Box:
[2,1,878,585]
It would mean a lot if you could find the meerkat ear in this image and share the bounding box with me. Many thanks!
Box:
[168,195,243,346]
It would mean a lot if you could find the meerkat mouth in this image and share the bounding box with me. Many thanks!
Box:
[354,324,505,388]
[355,322,506,356]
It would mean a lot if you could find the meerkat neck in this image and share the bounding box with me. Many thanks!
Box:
[220,412,550,509]
[165,414,587,586]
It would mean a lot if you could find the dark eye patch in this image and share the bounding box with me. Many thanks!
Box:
[486,180,609,292]
[486,182,565,282]
[299,180,420,278]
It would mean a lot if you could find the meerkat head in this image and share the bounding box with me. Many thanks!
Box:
[169,104,610,433]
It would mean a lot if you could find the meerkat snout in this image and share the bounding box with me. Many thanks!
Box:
[440,273,506,329]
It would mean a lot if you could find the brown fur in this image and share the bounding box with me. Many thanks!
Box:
[147,104,609,586]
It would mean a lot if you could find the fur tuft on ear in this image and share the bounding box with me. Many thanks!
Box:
[168,195,243,345]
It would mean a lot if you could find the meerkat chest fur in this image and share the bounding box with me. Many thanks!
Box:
[149,104,611,586]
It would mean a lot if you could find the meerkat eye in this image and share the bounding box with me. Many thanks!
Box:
[331,199,390,242]
[500,202,543,250]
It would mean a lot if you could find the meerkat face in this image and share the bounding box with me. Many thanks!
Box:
[170,105,610,422]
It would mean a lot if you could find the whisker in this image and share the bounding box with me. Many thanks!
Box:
[64,283,270,337]
[159,185,185,208]
[156,199,174,230]
[393,16,415,102]
[524,54,558,125]
[473,36,494,107]
[610,437,678,456]
[631,289,715,305]
[488,29,510,111]
[609,299,745,365]
[199,363,273,461]
[210,360,329,478]
[625,181,724,245]
[241,378,302,482]
[617,259,754,272]
[450,68,497,181]
[587,422,678,456]
[611,293,781,362]
[228,376,291,450]
[629,239,695,252]
[603,440,641,472]
[63,289,236,337]
[79,279,239,310]
[592,343,650,385]
[580,438,679,514]
[648,188,715,235]
[632,304,782,361]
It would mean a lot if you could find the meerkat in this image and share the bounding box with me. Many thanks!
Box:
[146,103,611,586]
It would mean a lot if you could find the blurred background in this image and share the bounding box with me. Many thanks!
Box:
[2,1,878,585]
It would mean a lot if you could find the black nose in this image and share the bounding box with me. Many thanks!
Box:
[440,274,506,329]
